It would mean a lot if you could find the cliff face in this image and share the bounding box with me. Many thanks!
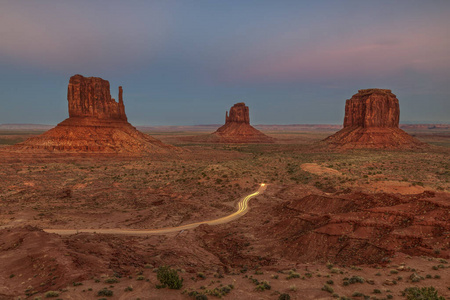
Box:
[324,89,425,149]
[67,75,127,121]
[343,89,399,128]
[213,102,274,143]
[225,102,250,124]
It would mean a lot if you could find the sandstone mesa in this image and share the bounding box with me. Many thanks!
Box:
[324,89,425,149]
[12,75,176,154]
[212,102,274,143]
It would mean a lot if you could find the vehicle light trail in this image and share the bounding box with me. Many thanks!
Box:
[44,183,267,236]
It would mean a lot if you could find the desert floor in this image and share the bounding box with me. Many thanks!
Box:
[0,127,449,300]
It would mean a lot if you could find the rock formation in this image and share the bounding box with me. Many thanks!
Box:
[13,75,176,154]
[67,75,127,121]
[324,89,425,149]
[225,102,250,124]
[212,103,274,143]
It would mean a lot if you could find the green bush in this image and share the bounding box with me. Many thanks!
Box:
[279,294,291,300]
[157,266,183,289]
[403,287,445,300]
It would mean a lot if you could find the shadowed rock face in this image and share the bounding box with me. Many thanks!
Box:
[324,89,425,149]
[68,75,127,121]
[13,75,176,154]
[213,102,274,143]
[344,89,399,128]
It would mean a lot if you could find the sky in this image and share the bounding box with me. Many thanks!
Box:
[0,0,449,125]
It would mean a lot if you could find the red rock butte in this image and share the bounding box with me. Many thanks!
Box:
[324,89,425,149]
[13,75,176,154]
[212,102,274,143]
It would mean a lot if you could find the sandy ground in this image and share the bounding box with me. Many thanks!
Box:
[301,163,342,176]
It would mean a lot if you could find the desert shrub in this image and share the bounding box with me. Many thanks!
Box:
[157,266,183,289]
[44,291,59,298]
[204,284,233,298]
[326,280,334,285]
[279,294,291,300]
[351,291,364,297]
[402,287,444,300]
[195,295,208,300]
[286,270,300,279]
[97,288,113,297]
[330,268,341,274]
[124,286,133,292]
[348,275,365,284]
[255,280,271,291]
[136,275,145,280]
[410,272,423,282]
[104,278,119,284]
[322,284,334,293]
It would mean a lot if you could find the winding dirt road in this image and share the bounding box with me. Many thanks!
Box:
[44,184,266,236]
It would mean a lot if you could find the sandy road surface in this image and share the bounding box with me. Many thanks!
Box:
[44,184,266,236]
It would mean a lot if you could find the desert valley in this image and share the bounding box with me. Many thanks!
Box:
[0,75,448,300]
[1,2,449,299]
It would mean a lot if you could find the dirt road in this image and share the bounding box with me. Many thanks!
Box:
[44,184,266,236]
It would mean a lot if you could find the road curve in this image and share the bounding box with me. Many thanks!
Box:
[44,184,267,236]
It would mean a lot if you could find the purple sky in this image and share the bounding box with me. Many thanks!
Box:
[0,0,449,125]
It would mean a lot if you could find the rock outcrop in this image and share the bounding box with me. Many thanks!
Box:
[324,89,425,149]
[67,75,127,121]
[13,75,176,154]
[212,103,274,143]
[343,89,399,128]
[225,102,250,124]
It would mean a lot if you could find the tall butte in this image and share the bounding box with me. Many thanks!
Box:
[212,102,274,143]
[14,75,176,154]
[323,89,425,149]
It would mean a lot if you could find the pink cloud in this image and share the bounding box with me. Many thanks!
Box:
[220,25,450,83]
